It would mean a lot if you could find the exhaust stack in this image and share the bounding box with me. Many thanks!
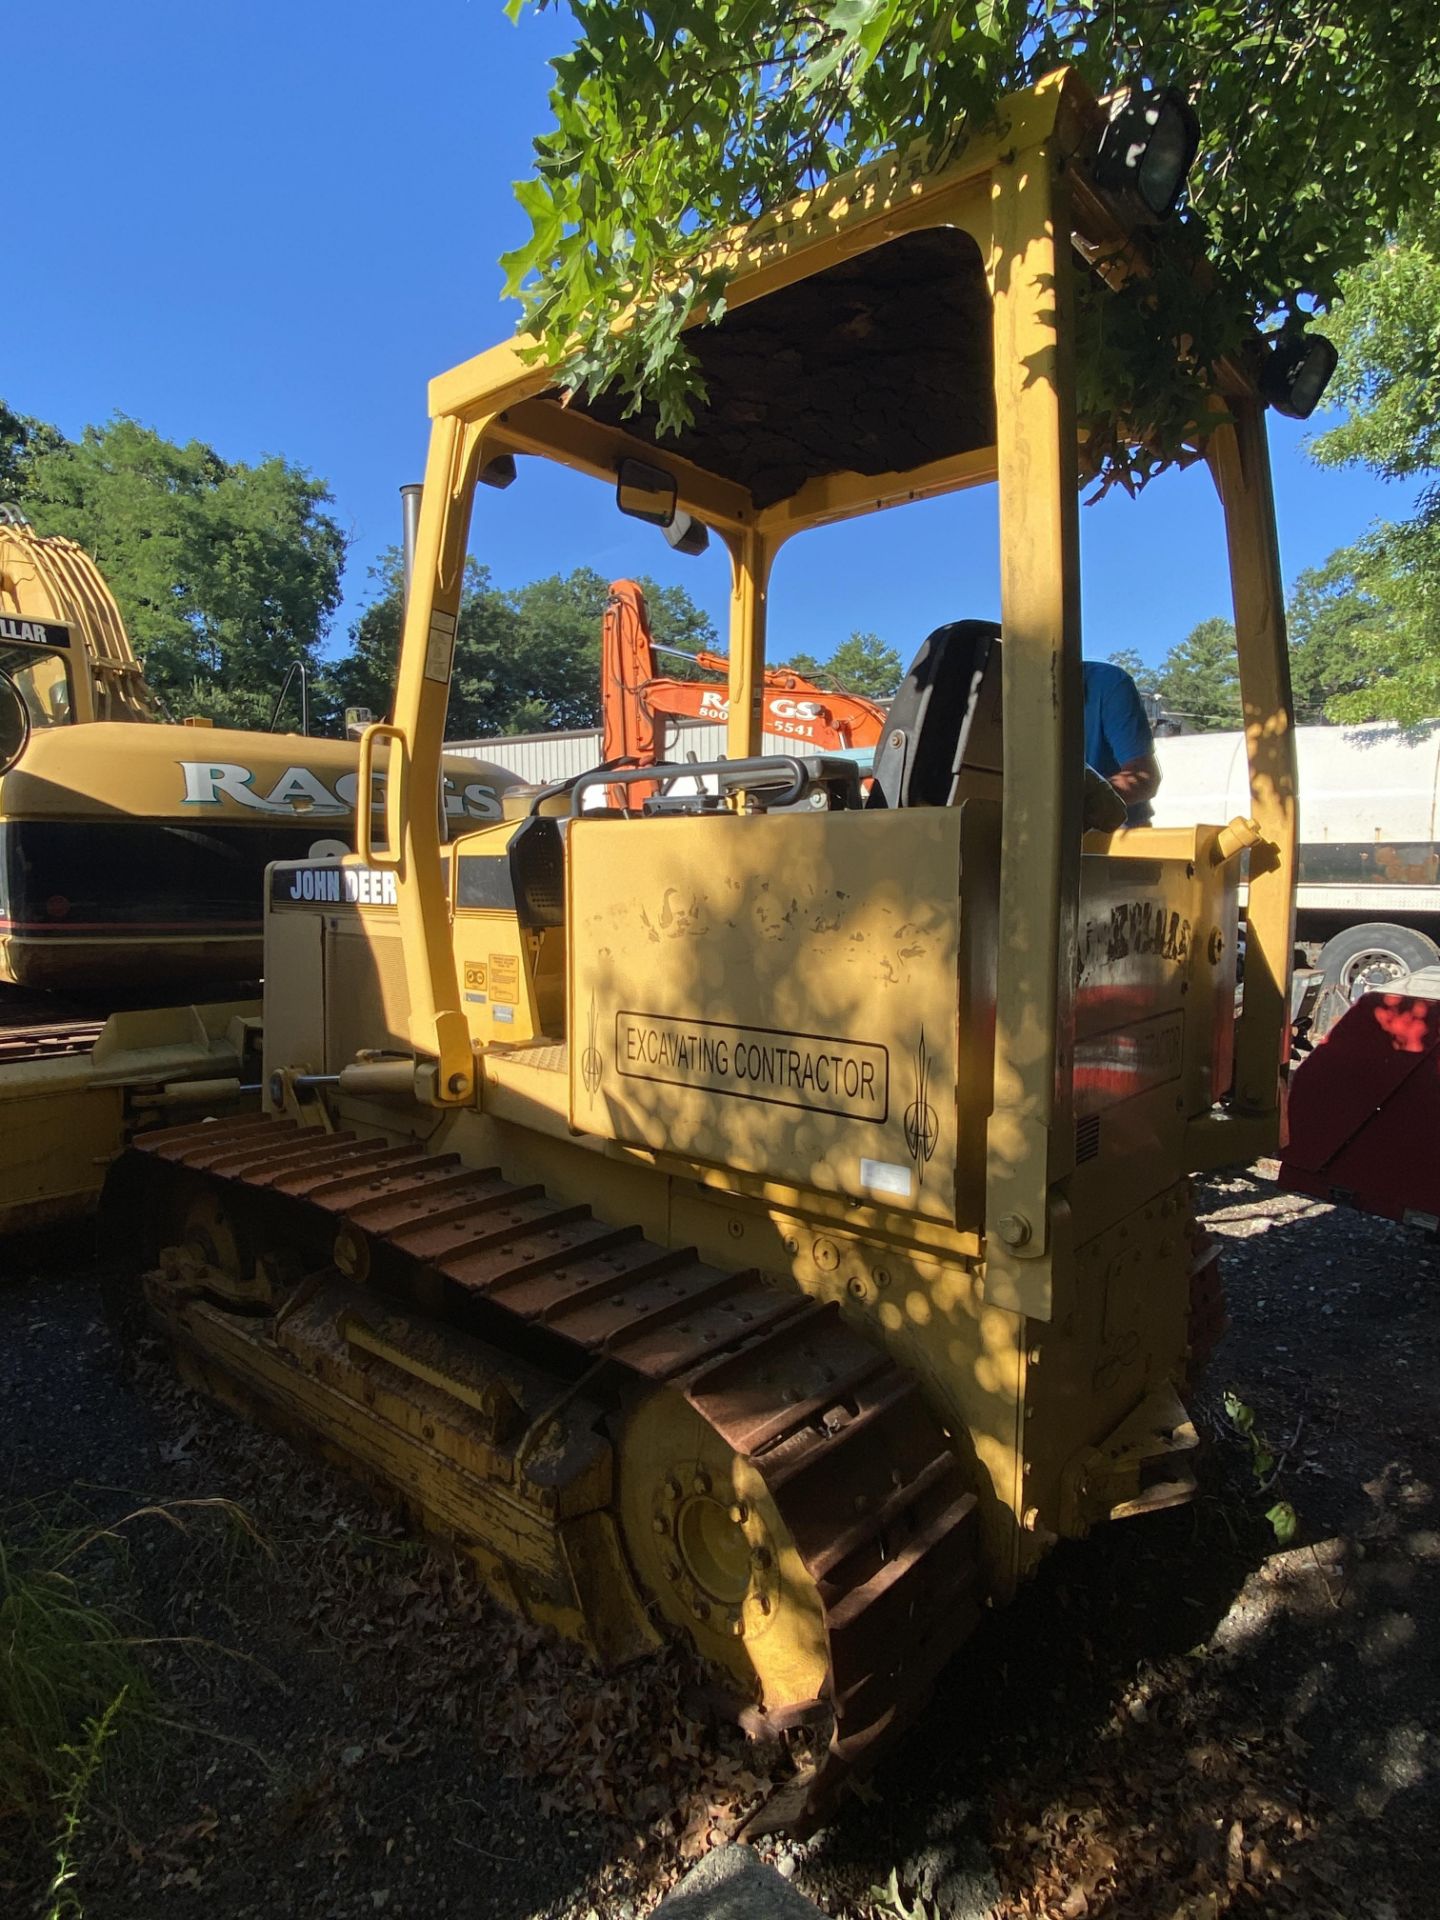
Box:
[400,483,423,608]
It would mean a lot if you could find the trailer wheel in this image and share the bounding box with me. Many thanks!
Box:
[1314,922,1440,1021]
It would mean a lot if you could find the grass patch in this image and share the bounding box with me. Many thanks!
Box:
[0,1507,148,1858]
[1,1496,260,1904]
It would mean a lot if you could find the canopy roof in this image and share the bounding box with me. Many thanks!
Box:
[430,70,1246,538]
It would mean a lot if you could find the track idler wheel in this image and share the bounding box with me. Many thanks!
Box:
[618,1388,828,1724]
[149,1172,284,1311]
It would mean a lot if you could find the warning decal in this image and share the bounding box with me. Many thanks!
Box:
[615,1010,888,1122]
[488,953,520,1006]
[423,609,457,684]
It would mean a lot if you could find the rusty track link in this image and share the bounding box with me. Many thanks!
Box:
[134,1114,982,1815]
[0,1018,104,1065]
[1186,1223,1227,1373]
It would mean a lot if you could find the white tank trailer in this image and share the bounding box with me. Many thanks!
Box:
[1153,720,1440,1012]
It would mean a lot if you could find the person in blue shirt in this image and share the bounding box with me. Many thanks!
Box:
[1083,659,1160,825]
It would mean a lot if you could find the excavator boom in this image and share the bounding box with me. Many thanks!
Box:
[600,578,886,796]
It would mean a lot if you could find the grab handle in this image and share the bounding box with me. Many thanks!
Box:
[356,723,406,867]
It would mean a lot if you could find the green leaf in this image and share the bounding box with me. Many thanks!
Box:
[1266,1501,1299,1547]
[499,0,1440,496]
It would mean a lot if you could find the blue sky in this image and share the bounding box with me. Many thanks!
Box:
[9,2,1423,678]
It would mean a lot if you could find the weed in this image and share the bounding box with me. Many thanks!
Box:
[1222,1390,1299,1546]
[866,1866,941,1919]
[44,1689,129,1920]
[0,1517,147,1852]
[0,1495,261,1898]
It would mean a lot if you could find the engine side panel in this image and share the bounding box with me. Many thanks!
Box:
[567,806,996,1226]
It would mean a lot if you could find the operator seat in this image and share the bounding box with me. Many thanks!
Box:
[866,620,1001,809]
[866,620,1128,832]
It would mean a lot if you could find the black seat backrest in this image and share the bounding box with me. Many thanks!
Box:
[455,815,566,929]
[867,619,1001,809]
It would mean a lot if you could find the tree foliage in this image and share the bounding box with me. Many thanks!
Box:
[1105,648,1159,698]
[1143,617,1242,733]
[1298,222,1440,723]
[1283,530,1439,726]
[329,557,719,737]
[1284,549,1422,724]
[781,631,903,700]
[0,402,67,502]
[1110,213,1440,730]
[2,407,346,732]
[2,398,724,741]
[1111,559,1420,730]
[504,0,1440,489]
[1311,224,1440,483]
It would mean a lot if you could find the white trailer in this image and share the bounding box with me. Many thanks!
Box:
[1153,720,1440,1008]
[445,718,803,786]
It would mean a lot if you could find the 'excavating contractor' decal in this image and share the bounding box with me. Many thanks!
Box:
[616,1010,888,1121]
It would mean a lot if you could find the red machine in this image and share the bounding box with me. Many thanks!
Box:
[599,579,886,806]
[1278,976,1440,1233]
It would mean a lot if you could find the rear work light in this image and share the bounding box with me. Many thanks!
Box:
[1262,333,1340,419]
[1096,85,1201,219]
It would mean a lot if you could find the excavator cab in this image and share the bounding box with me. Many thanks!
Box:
[0,640,73,734]
[133,70,1307,1818]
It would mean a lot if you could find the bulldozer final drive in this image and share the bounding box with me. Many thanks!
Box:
[100,70,1335,1824]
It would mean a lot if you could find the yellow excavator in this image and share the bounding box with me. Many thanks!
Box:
[0,509,513,1229]
[0,510,509,993]
[116,71,1327,1818]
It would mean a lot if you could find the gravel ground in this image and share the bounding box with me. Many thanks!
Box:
[2,1167,1436,1919]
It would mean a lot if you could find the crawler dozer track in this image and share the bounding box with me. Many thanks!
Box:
[0,1017,104,1065]
[129,1113,982,1820]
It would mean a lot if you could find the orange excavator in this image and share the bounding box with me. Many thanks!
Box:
[599,579,885,803]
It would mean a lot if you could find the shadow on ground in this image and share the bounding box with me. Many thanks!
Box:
[793,1167,1439,1919]
[1,1256,613,1920]
[4,1166,1436,1919]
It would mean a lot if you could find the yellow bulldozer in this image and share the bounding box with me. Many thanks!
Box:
[0,509,513,1230]
[116,71,1322,1817]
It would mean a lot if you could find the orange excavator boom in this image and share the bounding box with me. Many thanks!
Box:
[599,580,660,805]
[599,579,886,804]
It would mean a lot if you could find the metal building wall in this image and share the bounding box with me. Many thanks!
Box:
[445,719,801,784]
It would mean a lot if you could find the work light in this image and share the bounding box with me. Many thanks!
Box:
[1261,333,1339,419]
[664,509,709,557]
[1095,85,1201,219]
[478,454,517,490]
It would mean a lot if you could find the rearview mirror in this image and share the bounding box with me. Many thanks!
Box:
[616,458,678,527]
